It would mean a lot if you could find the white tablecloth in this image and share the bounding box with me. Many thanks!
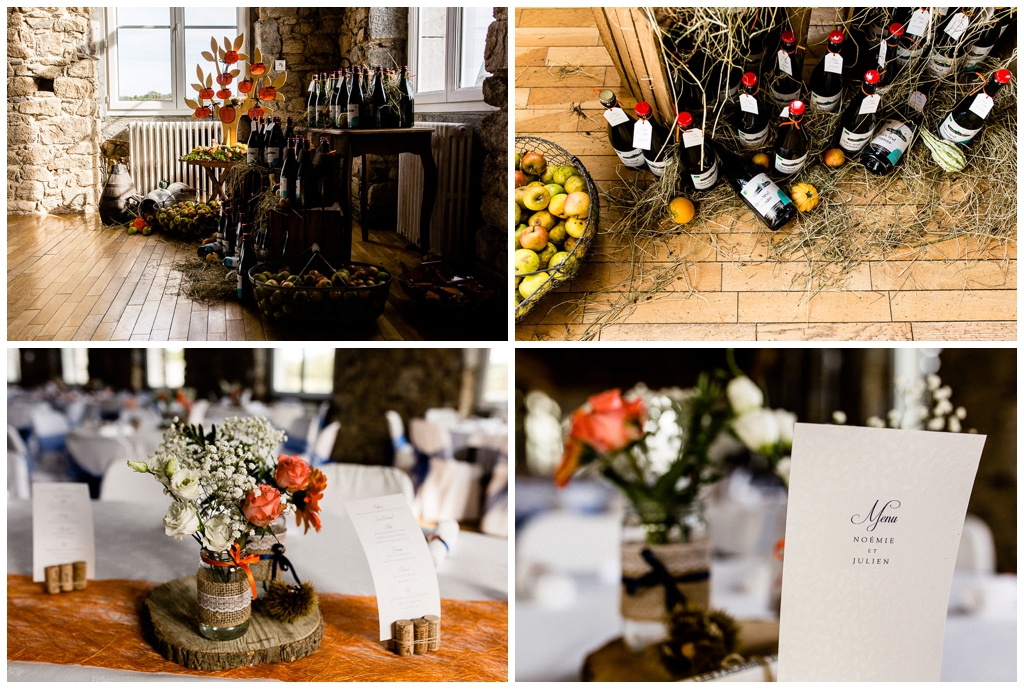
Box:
[8,499,507,680]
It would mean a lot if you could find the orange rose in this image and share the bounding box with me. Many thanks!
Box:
[555,389,646,488]
[242,484,284,527]
[274,454,311,492]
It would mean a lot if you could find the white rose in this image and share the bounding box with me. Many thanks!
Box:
[927,417,945,431]
[733,408,780,454]
[727,376,764,414]
[163,501,200,541]
[776,456,792,487]
[866,416,886,428]
[202,513,234,552]
[832,410,847,425]
[170,468,201,500]
[774,409,796,446]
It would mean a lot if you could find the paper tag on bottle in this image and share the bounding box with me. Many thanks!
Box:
[824,52,843,74]
[633,119,653,150]
[944,12,970,40]
[969,93,994,119]
[907,8,931,37]
[308,80,316,92]
[778,50,793,77]
[604,107,629,127]
[859,94,880,115]
[878,40,887,66]
[682,128,704,148]
[780,106,790,118]
[908,90,928,113]
[739,93,759,115]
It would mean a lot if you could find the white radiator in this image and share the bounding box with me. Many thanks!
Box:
[128,121,222,200]
[397,123,473,260]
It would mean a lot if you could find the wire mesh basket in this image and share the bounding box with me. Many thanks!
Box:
[514,136,600,322]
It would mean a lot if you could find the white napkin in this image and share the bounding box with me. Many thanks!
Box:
[428,519,460,569]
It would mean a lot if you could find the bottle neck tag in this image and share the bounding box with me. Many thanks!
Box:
[824,52,843,74]
[859,93,880,115]
[969,93,994,119]
[604,107,629,126]
[633,119,653,150]
[308,81,316,92]
[682,128,704,148]
[780,105,790,118]
[739,93,759,115]
[778,50,793,77]
[944,12,970,40]
[907,9,931,37]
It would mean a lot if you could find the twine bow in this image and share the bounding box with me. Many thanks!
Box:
[202,542,260,599]
[779,116,801,130]
[621,547,710,611]
[266,543,303,586]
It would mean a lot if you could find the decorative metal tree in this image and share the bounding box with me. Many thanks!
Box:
[185,34,287,147]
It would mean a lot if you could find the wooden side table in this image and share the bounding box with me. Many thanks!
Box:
[180,159,237,201]
[309,128,438,253]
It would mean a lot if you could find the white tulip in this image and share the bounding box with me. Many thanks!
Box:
[776,457,792,486]
[727,376,764,414]
[163,501,200,541]
[202,513,234,552]
[733,409,780,454]
[774,410,796,445]
[170,468,202,501]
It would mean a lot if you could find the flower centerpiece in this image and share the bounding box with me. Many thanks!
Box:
[129,417,326,641]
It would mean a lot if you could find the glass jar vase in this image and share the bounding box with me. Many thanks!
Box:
[196,548,251,641]
[620,502,711,651]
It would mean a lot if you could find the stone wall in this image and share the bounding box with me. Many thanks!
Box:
[476,8,508,282]
[7,7,101,214]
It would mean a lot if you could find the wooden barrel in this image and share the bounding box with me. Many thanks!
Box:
[99,164,138,225]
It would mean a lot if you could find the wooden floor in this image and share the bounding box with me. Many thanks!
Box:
[514,8,1017,342]
[8,214,505,342]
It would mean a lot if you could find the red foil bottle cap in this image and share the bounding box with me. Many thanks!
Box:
[676,111,694,128]
[742,72,758,87]
[889,22,905,37]
[781,29,796,44]
[789,100,805,116]
[635,101,652,117]
[864,70,880,84]
[829,30,844,44]
[994,69,1012,84]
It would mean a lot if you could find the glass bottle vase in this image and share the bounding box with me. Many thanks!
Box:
[196,548,251,641]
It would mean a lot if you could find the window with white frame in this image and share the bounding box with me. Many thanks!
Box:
[147,348,186,389]
[408,7,494,112]
[482,348,508,406]
[272,348,335,396]
[8,349,22,384]
[61,349,90,386]
[104,7,246,114]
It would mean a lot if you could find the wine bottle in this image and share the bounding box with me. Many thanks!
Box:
[876,23,905,90]
[714,141,797,232]
[598,90,647,171]
[348,68,364,129]
[371,66,391,128]
[632,102,669,177]
[772,99,809,177]
[322,72,336,128]
[332,71,347,128]
[246,118,263,165]
[735,72,770,149]
[865,8,895,45]
[965,8,1013,70]
[770,30,803,109]
[741,8,770,71]
[861,80,933,175]
[264,118,284,169]
[809,30,845,112]
[926,8,979,77]
[896,8,933,63]
[397,66,415,128]
[279,137,298,202]
[938,68,1012,144]
[238,228,255,302]
[284,116,295,142]
[295,138,316,208]
[675,111,719,192]
[307,73,320,128]
[312,136,333,206]
[836,70,881,155]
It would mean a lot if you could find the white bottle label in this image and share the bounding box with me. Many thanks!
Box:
[737,125,769,148]
[824,52,843,74]
[871,120,915,164]
[859,94,880,115]
[348,104,360,127]
[604,107,629,127]
[773,151,808,175]
[811,90,842,112]
[898,41,926,61]
[967,44,994,67]
[295,179,303,203]
[739,93,759,115]
[969,93,994,119]
[928,53,955,77]
[645,156,668,178]
[690,159,718,190]
[778,50,793,77]
[839,126,875,153]
[772,87,801,109]
[265,147,281,165]
[247,147,259,164]
[280,178,291,200]
[683,128,704,148]
[740,172,791,217]
[907,9,931,37]
[938,114,981,144]
[616,147,647,169]
[944,12,970,41]
[909,90,928,113]
[633,119,653,150]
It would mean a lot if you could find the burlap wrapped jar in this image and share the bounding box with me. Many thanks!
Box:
[196,549,252,641]
[246,517,287,582]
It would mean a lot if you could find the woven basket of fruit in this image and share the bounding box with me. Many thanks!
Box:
[398,258,498,315]
[514,136,599,322]
[249,254,392,326]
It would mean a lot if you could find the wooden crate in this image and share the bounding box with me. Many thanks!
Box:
[266,207,349,267]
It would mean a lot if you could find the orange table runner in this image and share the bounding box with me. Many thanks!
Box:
[8,574,507,681]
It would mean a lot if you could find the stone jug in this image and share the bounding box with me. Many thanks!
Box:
[99,164,138,225]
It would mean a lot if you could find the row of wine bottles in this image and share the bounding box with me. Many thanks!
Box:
[194,198,258,301]
[246,115,295,169]
[306,67,415,130]
[277,136,337,210]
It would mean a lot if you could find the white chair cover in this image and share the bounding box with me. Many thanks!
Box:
[409,419,454,460]
[8,450,31,500]
[516,509,621,578]
[8,424,30,457]
[317,463,415,512]
[310,421,340,465]
[413,458,483,522]
[425,407,462,429]
[65,431,135,478]
[385,410,416,473]
[188,399,209,426]
[100,457,171,503]
[270,399,306,431]
[956,514,997,574]
[480,461,508,538]
[65,399,88,427]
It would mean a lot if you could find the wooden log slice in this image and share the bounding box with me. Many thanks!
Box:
[144,576,323,671]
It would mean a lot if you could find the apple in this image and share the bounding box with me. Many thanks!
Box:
[565,217,587,238]
[248,106,265,119]
[540,166,557,184]
[522,186,551,211]
[563,175,586,193]
[526,181,544,188]
[224,50,239,64]
[514,248,540,275]
[194,106,211,118]
[250,62,267,76]
[238,79,253,94]
[537,242,557,268]
[514,186,528,206]
[519,273,548,299]
[519,224,549,251]
[543,183,565,199]
[259,86,277,100]
[529,210,557,230]
[549,251,578,279]
[549,221,568,245]
[553,165,579,185]
[515,170,529,188]
[564,236,579,251]
[520,152,547,176]
[515,224,528,250]
[515,153,521,169]
[514,204,521,225]
[216,88,232,99]
[548,193,569,219]
[564,191,590,217]
[216,72,233,86]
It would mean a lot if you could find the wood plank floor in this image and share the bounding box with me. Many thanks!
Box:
[8,214,505,342]
[513,8,1017,342]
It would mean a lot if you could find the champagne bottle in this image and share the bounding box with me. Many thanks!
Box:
[264,118,284,169]
[632,102,670,177]
[836,70,881,155]
[896,8,933,63]
[861,80,933,175]
[714,141,797,232]
[809,30,845,112]
[938,68,1012,144]
[735,72,770,149]
[926,8,979,77]
[238,228,255,302]
[348,68,364,129]
[397,66,415,128]
[279,137,298,201]
[770,30,803,109]
[772,99,809,177]
[876,23,905,90]
[675,111,719,192]
[598,90,647,170]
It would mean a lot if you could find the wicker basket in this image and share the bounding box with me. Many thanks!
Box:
[514,136,600,322]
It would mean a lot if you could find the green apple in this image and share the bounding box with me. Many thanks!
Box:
[519,273,548,299]
[522,186,551,211]
[514,203,521,226]
[529,209,557,230]
[549,251,578,279]
[537,242,557,269]
[514,248,540,276]
[565,216,587,238]
[553,165,579,185]
[549,221,568,245]
[540,166,557,184]
[543,183,565,199]
[563,175,586,193]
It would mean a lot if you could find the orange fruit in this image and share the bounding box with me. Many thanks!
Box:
[669,197,695,225]
[823,148,846,167]
[752,153,771,169]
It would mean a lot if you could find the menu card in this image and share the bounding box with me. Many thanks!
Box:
[32,483,96,582]
[345,494,441,640]
[778,423,986,681]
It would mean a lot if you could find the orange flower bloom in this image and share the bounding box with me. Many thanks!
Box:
[293,467,327,534]
[556,389,646,488]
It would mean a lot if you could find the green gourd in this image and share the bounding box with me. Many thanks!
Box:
[919,128,967,173]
